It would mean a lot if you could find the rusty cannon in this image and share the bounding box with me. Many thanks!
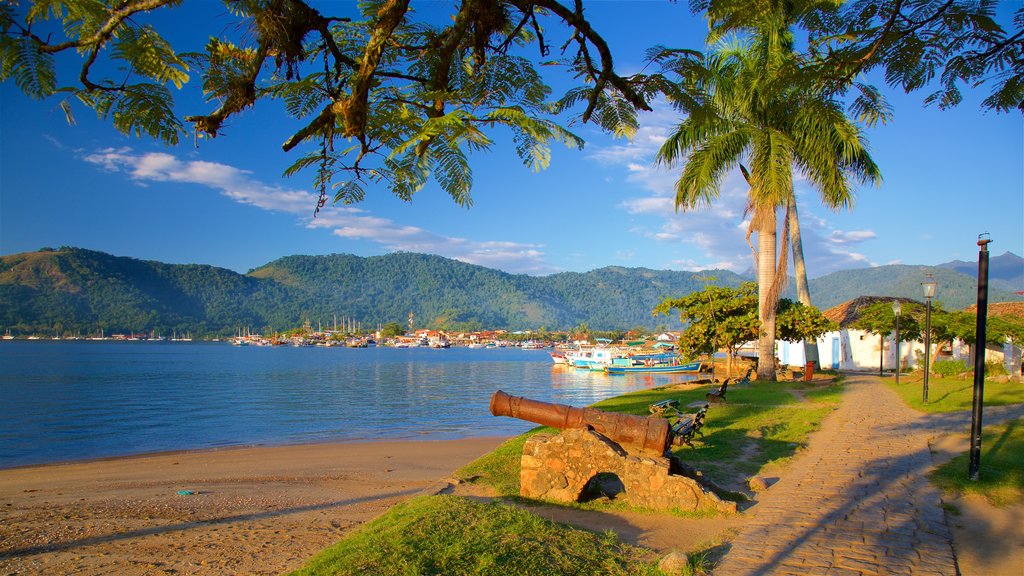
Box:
[489,390,692,457]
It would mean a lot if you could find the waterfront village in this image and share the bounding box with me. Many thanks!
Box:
[7,298,1024,377]
[3,323,689,354]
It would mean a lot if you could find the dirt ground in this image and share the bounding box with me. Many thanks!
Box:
[0,439,506,575]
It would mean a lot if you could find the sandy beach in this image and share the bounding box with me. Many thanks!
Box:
[0,438,506,575]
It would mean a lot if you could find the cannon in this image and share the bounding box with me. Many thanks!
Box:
[489,390,692,456]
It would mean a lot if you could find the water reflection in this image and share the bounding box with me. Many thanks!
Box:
[0,342,697,467]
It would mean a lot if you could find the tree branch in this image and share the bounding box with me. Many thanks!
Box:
[523,0,652,120]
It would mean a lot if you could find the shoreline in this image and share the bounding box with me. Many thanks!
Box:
[0,436,508,575]
[0,432,516,472]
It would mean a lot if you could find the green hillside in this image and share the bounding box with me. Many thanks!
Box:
[806,265,1014,311]
[1,247,1020,337]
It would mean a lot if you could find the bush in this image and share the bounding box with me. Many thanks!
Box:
[932,359,968,377]
[986,360,1008,377]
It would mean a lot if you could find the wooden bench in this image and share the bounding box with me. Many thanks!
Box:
[648,398,680,415]
[671,403,709,447]
[705,379,729,403]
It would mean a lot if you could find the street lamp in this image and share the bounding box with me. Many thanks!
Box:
[922,274,938,403]
[892,300,902,385]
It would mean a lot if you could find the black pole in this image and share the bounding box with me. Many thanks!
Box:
[923,299,931,403]
[879,334,884,377]
[894,313,900,386]
[968,236,991,481]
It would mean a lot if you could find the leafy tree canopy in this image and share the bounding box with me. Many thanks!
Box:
[0,0,659,210]
[694,0,1023,113]
[850,300,923,342]
[655,281,833,371]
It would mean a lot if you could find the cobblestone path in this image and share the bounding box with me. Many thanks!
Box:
[713,374,958,576]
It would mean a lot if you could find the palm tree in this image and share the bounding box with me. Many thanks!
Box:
[656,10,882,380]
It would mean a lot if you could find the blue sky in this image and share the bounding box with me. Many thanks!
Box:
[1,1,1021,277]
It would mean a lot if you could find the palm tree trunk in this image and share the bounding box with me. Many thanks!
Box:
[756,207,778,381]
[787,196,820,368]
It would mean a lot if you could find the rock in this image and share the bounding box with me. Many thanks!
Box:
[748,476,769,491]
[658,550,691,575]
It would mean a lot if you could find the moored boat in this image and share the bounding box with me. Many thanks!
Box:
[605,360,703,375]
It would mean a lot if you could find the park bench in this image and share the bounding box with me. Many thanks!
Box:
[705,379,730,403]
[671,403,709,447]
[648,398,680,416]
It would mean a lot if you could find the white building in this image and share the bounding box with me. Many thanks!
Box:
[776,297,1023,378]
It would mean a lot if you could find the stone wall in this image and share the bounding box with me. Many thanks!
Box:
[519,429,736,513]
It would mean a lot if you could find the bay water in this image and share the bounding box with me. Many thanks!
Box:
[0,341,698,469]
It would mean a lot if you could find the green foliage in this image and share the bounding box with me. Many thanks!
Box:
[850,300,922,342]
[655,282,834,367]
[804,0,1024,114]
[933,359,969,377]
[776,300,837,343]
[654,282,758,362]
[930,419,1024,506]
[1,0,189,143]
[379,322,404,338]
[985,359,1008,377]
[1,0,650,204]
[289,495,660,576]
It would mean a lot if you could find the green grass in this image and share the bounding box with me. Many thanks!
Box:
[456,378,844,498]
[929,419,1024,506]
[455,430,546,496]
[884,374,1024,413]
[287,495,661,576]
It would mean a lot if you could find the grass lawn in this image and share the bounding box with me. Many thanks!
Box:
[456,377,844,500]
[884,373,1024,413]
[930,419,1024,506]
[287,495,662,576]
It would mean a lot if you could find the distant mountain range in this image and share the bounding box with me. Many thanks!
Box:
[1,247,1021,336]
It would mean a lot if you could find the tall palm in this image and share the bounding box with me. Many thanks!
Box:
[656,21,881,380]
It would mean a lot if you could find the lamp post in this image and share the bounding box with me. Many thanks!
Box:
[969,234,992,481]
[922,274,937,403]
[892,300,902,385]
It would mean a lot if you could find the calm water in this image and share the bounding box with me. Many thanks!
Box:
[0,341,697,468]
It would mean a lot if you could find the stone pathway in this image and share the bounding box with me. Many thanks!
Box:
[714,373,967,576]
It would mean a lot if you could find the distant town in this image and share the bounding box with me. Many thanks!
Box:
[2,320,679,351]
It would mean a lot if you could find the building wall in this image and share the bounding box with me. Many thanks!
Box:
[779,332,1022,378]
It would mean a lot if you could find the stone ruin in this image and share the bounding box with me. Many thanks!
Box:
[519,428,736,513]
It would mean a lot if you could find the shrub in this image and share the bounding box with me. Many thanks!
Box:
[985,360,1008,376]
[932,359,968,377]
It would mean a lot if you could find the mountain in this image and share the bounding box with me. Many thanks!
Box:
[246,253,749,331]
[804,264,1014,311]
[937,251,1024,293]
[2,247,1021,336]
[0,248,303,336]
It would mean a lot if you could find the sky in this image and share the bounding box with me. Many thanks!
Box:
[1,1,1021,279]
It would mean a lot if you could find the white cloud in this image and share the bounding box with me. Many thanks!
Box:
[80,148,558,275]
[827,229,877,244]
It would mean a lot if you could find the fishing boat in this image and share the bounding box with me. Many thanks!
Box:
[604,360,703,375]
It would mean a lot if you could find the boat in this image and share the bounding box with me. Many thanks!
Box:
[564,343,620,368]
[605,360,703,375]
